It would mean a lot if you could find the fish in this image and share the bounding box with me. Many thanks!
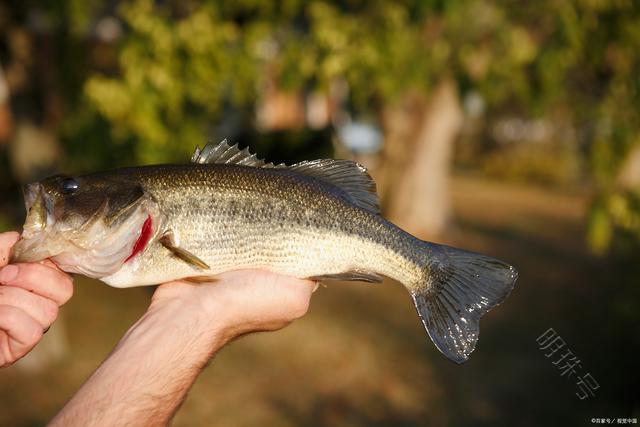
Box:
[10,139,517,363]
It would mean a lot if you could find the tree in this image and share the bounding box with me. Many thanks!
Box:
[68,0,640,248]
[78,0,530,238]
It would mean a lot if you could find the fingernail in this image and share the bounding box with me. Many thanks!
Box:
[0,265,18,283]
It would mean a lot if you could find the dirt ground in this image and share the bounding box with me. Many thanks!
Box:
[0,174,637,426]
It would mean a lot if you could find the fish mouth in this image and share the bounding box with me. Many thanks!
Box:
[23,183,39,211]
[21,183,53,237]
[11,180,160,276]
[10,183,57,263]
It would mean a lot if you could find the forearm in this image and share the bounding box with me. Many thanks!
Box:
[48,271,314,426]
[49,299,227,427]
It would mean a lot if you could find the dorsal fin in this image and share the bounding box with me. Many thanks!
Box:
[288,159,380,213]
[191,140,380,213]
[191,139,283,168]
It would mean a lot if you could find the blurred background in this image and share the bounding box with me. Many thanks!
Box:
[0,0,639,425]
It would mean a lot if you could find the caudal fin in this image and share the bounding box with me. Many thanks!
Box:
[412,245,517,364]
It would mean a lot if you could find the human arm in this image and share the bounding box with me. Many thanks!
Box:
[0,231,74,367]
[49,270,316,427]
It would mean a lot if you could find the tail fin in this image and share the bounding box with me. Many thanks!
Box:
[412,245,517,364]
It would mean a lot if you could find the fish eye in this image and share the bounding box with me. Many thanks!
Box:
[61,178,80,194]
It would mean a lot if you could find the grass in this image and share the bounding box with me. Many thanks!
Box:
[0,174,637,426]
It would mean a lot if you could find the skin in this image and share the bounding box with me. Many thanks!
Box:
[0,232,73,367]
[0,231,316,425]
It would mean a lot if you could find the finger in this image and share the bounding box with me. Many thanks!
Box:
[0,305,42,364]
[0,232,20,268]
[276,278,315,319]
[268,272,315,288]
[40,259,65,272]
[153,281,197,301]
[0,286,58,328]
[284,277,317,297]
[0,263,73,305]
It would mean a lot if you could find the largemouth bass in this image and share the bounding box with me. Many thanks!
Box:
[11,140,517,363]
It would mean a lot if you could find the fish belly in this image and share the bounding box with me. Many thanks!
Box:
[102,224,421,288]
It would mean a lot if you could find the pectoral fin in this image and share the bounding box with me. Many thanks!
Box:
[159,232,210,270]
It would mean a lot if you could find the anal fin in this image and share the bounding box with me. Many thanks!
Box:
[159,232,210,270]
[309,270,383,284]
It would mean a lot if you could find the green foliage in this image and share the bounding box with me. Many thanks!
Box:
[75,0,640,251]
[83,0,545,154]
[84,0,260,163]
[588,190,640,254]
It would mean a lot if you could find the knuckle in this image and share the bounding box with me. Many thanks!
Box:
[43,300,59,323]
[26,328,42,347]
[10,263,34,287]
[2,308,19,330]
[55,275,74,305]
[61,280,74,304]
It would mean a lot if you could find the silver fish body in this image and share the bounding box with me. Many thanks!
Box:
[11,140,517,363]
[105,163,429,289]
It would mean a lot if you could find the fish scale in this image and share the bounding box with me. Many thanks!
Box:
[108,164,415,286]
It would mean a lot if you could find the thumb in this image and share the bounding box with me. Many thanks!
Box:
[0,232,20,268]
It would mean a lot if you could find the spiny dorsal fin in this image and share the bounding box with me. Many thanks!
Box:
[289,159,380,213]
[191,139,283,168]
[191,139,380,213]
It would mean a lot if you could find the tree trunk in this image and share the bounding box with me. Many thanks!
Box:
[378,79,463,239]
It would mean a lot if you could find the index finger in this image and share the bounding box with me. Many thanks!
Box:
[0,263,73,305]
[0,232,20,268]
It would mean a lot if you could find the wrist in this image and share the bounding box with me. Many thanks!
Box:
[148,281,250,346]
[50,296,227,427]
[132,296,229,356]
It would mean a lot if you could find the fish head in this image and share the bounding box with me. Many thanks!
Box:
[11,173,157,278]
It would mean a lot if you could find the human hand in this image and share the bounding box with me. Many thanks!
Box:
[150,270,317,345]
[49,270,315,426]
[0,231,73,367]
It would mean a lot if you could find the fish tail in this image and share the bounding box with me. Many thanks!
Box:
[411,244,517,364]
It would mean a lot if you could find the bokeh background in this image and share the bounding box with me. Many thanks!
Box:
[1,1,639,426]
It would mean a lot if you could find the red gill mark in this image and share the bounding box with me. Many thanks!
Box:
[125,215,153,263]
